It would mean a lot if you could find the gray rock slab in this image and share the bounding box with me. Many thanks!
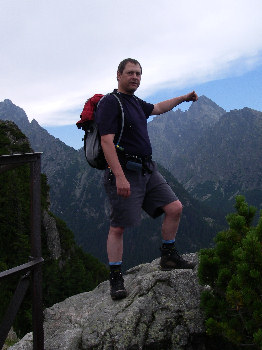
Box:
[10,254,205,350]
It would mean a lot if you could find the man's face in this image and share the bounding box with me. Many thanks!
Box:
[117,62,142,95]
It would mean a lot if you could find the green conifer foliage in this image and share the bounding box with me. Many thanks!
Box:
[198,195,262,349]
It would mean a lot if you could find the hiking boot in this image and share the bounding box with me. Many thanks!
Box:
[160,246,196,270]
[109,270,127,300]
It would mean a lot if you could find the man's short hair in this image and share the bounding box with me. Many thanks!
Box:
[117,58,142,75]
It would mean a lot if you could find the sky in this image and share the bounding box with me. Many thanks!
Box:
[1,0,262,149]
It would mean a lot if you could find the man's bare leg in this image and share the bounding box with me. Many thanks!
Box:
[161,200,182,241]
[160,200,196,270]
[107,226,124,262]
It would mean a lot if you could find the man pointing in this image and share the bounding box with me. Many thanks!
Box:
[96,58,198,300]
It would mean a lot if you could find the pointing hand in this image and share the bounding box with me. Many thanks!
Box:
[185,91,198,102]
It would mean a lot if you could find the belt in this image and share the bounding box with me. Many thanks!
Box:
[117,150,152,162]
[116,150,153,174]
[125,154,152,163]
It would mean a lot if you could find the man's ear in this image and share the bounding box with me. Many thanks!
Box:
[117,71,121,81]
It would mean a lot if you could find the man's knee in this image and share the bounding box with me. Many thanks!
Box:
[109,226,125,237]
[163,200,183,218]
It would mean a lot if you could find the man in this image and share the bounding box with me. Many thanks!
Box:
[96,58,198,300]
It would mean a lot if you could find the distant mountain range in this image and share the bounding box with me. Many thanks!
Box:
[148,96,262,221]
[1,96,261,270]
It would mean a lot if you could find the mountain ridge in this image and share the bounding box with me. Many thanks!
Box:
[147,97,262,221]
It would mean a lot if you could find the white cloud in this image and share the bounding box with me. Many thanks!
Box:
[1,0,262,125]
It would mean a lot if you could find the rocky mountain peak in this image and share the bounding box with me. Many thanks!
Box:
[187,95,226,125]
[189,95,225,112]
[3,99,13,105]
[30,118,40,126]
[0,99,30,130]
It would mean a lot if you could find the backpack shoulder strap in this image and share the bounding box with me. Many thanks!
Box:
[96,91,125,148]
[97,92,125,150]
[111,93,125,149]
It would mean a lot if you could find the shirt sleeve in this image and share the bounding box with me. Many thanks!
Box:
[95,95,120,136]
[136,97,154,118]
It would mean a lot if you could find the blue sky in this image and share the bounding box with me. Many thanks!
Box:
[149,65,262,112]
[1,0,262,149]
[46,64,262,150]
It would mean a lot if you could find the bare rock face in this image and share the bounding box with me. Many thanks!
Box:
[10,254,207,350]
[42,209,62,261]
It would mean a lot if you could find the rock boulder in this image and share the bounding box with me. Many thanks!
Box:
[10,254,207,350]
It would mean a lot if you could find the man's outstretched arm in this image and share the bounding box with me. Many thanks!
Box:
[151,91,198,115]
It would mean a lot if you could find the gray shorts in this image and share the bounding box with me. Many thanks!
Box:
[104,161,178,227]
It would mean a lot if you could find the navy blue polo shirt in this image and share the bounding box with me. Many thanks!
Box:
[95,92,154,157]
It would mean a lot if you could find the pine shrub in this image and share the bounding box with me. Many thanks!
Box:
[198,195,262,349]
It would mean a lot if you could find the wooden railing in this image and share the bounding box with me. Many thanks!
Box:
[0,153,44,350]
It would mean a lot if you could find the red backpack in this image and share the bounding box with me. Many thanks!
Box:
[76,94,104,129]
[76,93,124,170]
